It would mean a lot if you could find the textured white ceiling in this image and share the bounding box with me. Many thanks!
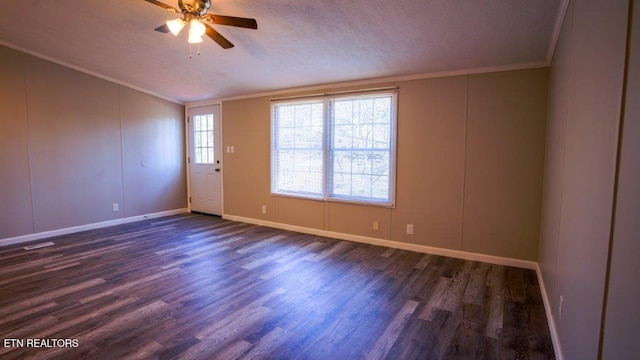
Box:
[0,0,563,103]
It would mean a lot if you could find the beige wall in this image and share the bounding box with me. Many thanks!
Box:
[0,45,186,240]
[0,46,33,238]
[538,0,630,359]
[222,96,273,221]
[392,76,466,250]
[120,87,186,217]
[463,70,548,259]
[26,56,123,232]
[601,1,640,358]
[222,67,548,261]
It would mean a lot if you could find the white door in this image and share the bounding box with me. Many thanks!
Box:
[188,105,222,215]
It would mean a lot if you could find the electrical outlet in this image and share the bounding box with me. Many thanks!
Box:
[559,296,564,319]
[406,224,414,235]
[261,205,267,214]
[373,221,379,231]
[112,203,119,212]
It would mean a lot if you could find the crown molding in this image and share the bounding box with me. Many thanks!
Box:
[193,61,549,105]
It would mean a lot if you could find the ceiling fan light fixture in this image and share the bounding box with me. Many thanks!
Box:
[188,33,204,44]
[189,19,206,37]
[166,18,185,35]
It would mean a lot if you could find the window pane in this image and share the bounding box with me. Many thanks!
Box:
[354,151,371,175]
[352,174,372,197]
[332,172,352,196]
[355,99,374,125]
[329,95,393,203]
[371,152,390,176]
[333,150,352,174]
[207,115,214,131]
[374,98,391,124]
[202,116,208,131]
[193,114,215,164]
[372,175,390,199]
[352,123,373,149]
[272,101,324,196]
[373,123,390,149]
[334,100,352,125]
[275,149,322,193]
[333,124,352,149]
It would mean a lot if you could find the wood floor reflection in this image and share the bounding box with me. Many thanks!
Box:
[0,214,555,359]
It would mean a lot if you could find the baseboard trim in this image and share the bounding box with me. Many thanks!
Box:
[222,214,537,270]
[0,208,189,248]
[535,263,564,360]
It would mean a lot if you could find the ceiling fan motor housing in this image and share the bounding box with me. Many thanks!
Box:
[179,0,212,16]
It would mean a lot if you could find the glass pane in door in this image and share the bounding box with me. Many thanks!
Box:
[194,114,214,164]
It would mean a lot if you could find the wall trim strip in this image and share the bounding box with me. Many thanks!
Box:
[547,0,571,64]
[536,263,564,360]
[0,208,188,248]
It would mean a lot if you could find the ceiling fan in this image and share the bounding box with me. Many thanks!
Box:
[144,0,258,49]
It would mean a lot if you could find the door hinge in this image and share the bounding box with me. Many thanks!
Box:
[189,197,192,203]
[188,157,190,164]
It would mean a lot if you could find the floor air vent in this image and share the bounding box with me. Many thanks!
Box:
[24,242,55,250]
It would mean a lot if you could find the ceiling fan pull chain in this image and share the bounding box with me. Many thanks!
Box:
[188,43,201,59]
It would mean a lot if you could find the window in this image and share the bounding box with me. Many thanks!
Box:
[193,113,215,164]
[271,90,397,206]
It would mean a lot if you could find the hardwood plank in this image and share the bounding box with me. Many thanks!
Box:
[365,300,420,360]
[40,296,140,337]
[240,326,288,360]
[418,277,451,321]
[120,340,163,360]
[213,340,253,360]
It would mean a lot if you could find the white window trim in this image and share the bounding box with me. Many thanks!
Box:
[270,88,398,208]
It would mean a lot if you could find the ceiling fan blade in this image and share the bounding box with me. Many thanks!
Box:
[154,24,170,33]
[205,25,234,49]
[143,0,179,13]
[202,14,258,29]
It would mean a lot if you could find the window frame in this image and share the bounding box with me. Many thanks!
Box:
[270,89,398,207]
[270,97,326,199]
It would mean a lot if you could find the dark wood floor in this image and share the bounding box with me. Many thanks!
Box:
[0,214,555,360]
